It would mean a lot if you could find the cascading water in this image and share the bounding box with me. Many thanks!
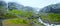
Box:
[38,17,60,26]
[38,17,54,26]
[36,9,60,26]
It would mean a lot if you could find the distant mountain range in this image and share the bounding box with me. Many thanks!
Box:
[0,0,39,13]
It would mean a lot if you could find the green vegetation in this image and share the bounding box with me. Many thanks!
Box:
[39,3,60,24]
[9,10,34,17]
[39,13,60,24]
[3,18,29,24]
[0,0,45,26]
[48,13,60,23]
[32,19,44,26]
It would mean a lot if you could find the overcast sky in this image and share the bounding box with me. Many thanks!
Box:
[3,0,60,9]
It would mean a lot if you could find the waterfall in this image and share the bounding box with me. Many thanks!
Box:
[38,17,52,26]
[38,17,60,26]
[35,8,60,26]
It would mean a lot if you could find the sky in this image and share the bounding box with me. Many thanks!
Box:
[3,0,60,9]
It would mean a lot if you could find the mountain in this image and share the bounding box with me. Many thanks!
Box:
[39,3,60,13]
[0,1,7,6]
[8,2,24,10]
[8,2,36,12]
[39,3,60,24]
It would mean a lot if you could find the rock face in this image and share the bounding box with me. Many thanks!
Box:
[8,2,24,10]
[8,2,35,12]
[39,3,60,24]
[0,1,7,6]
[40,3,60,13]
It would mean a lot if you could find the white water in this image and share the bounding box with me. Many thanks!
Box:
[36,8,60,26]
[38,17,60,26]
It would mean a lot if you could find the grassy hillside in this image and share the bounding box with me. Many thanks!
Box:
[2,18,31,26]
[39,13,60,24]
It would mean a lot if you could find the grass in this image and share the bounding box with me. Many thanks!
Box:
[2,17,45,26]
[2,18,31,26]
[48,13,60,23]
[3,18,30,24]
[32,18,44,26]
[40,13,60,24]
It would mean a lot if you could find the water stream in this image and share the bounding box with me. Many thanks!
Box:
[38,17,60,26]
[36,9,60,26]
